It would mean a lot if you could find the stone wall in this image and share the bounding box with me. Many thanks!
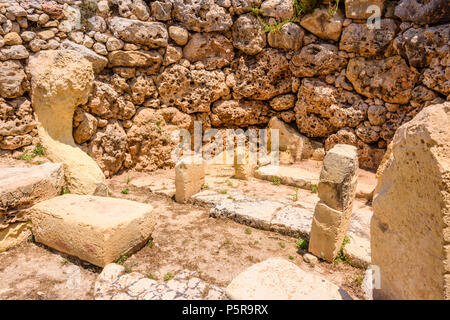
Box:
[0,0,448,175]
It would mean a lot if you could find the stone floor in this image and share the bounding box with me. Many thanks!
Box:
[127,159,375,268]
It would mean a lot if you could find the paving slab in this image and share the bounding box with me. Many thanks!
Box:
[226,258,352,300]
[255,165,319,190]
[94,264,226,300]
[270,206,313,238]
[30,194,155,267]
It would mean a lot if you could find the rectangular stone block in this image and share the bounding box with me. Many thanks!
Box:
[318,144,358,211]
[175,155,205,203]
[308,201,352,262]
[30,194,155,267]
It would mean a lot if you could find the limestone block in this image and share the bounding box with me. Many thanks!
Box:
[233,146,254,180]
[0,222,31,252]
[371,102,450,300]
[175,156,205,203]
[318,144,359,211]
[28,50,107,195]
[345,0,386,19]
[226,258,350,299]
[30,194,155,267]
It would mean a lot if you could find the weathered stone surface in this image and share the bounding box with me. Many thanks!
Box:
[109,17,168,48]
[175,156,205,203]
[423,55,449,96]
[232,14,266,55]
[393,24,449,68]
[151,1,172,21]
[183,33,234,70]
[231,0,261,14]
[300,8,344,42]
[156,64,228,114]
[88,121,127,178]
[290,43,346,77]
[268,117,323,163]
[394,0,450,24]
[0,45,29,60]
[211,100,273,127]
[0,221,31,252]
[226,258,350,299]
[372,102,450,300]
[0,60,27,99]
[271,206,313,238]
[28,50,107,195]
[172,0,233,32]
[269,94,295,111]
[346,56,418,104]
[233,145,254,180]
[108,50,162,71]
[260,0,294,19]
[295,79,367,138]
[309,144,358,262]
[340,19,398,57]
[232,49,292,100]
[345,0,386,19]
[0,97,34,136]
[95,264,225,300]
[168,26,189,45]
[73,110,97,144]
[60,40,108,73]
[31,194,155,267]
[0,162,64,213]
[255,164,319,190]
[267,22,304,51]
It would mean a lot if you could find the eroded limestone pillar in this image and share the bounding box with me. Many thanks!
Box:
[309,144,358,262]
[175,155,205,203]
[372,102,450,300]
[28,50,107,195]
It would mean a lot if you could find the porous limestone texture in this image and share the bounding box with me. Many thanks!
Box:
[28,50,107,195]
[308,144,359,262]
[175,155,205,203]
[226,258,351,299]
[371,102,450,300]
[30,194,155,267]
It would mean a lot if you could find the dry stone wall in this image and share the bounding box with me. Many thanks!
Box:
[0,0,448,175]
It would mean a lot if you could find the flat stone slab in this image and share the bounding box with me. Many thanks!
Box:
[94,264,225,300]
[30,194,155,267]
[255,165,319,190]
[226,258,351,300]
[0,162,64,212]
[271,206,313,237]
[130,176,175,197]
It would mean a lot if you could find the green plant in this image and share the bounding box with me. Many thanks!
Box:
[124,265,133,273]
[147,239,154,247]
[115,255,128,265]
[334,236,350,264]
[60,259,69,266]
[293,187,299,202]
[163,272,173,281]
[20,153,33,161]
[328,0,340,17]
[219,189,227,194]
[289,255,295,260]
[272,176,281,185]
[245,228,252,235]
[354,274,364,285]
[156,120,162,131]
[125,176,131,184]
[32,143,45,156]
[311,184,318,193]
[296,236,308,250]
[121,188,129,194]
[250,6,263,16]
[279,242,286,249]
[61,187,70,195]
[148,273,158,280]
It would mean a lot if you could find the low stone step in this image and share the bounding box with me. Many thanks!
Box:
[226,258,351,300]
[254,165,319,191]
[30,194,155,267]
[0,162,64,252]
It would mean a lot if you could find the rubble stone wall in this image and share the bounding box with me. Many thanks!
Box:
[0,0,448,175]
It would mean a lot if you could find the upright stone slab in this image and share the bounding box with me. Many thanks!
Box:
[31,194,155,267]
[0,162,64,252]
[175,155,205,203]
[372,102,450,300]
[309,144,358,262]
[233,146,254,180]
[28,50,107,195]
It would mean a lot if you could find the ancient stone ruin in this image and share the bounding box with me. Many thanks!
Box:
[0,0,448,302]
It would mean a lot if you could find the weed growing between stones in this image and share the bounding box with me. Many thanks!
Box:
[296,236,309,250]
[334,236,350,265]
[121,188,130,194]
[164,272,174,281]
[272,176,281,185]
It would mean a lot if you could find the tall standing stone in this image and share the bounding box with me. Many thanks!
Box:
[309,144,359,262]
[371,102,450,300]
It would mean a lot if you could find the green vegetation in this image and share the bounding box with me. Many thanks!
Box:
[311,184,318,193]
[279,242,286,249]
[296,236,308,250]
[293,187,299,202]
[121,188,130,194]
[163,272,174,281]
[334,236,351,264]
[148,273,158,280]
[245,228,252,235]
[61,187,70,195]
[289,255,295,260]
[115,255,128,265]
[147,239,154,247]
[19,143,46,162]
[272,176,281,185]
[219,189,228,194]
